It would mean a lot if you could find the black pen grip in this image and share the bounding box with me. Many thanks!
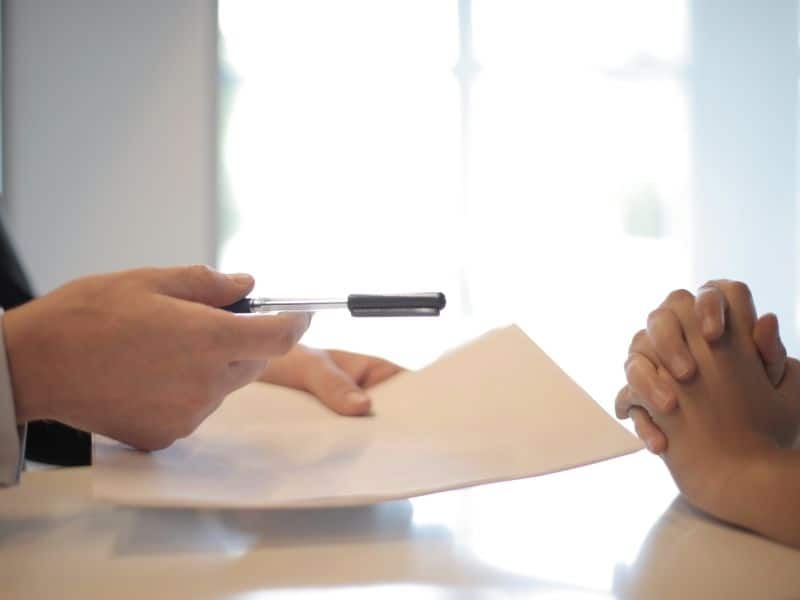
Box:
[347,293,446,317]
[222,298,253,314]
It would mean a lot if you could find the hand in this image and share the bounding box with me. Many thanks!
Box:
[617,280,788,453]
[259,345,404,415]
[643,285,800,526]
[3,266,311,450]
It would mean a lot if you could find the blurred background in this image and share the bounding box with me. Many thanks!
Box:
[2,0,797,417]
[216,0,799,412]
[1,2,796,590]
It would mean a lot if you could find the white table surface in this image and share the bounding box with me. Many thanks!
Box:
[2,452,799,599]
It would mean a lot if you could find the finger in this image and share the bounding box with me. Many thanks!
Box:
[150,265,255,307]
[753,313,787,386]
[227,312,312,359]
[360,361,405,387]
[646,307,696,381]
[700,279,756,337]
[623,353,677,414]
[629,407,668,454]
[224,359,269,394]
[615,385,636,419]
[302,358,373,416]
[628,329,660,367]
[695,284,727,341]
[327,349,405,388]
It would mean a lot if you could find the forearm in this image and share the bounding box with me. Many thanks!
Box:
[722,448,800,548]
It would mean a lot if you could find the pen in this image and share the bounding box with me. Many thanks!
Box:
[222,292,446,317]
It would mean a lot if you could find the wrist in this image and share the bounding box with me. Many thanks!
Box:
[3,302,53,423]
[709,445,785,530]
[680,437,777,523]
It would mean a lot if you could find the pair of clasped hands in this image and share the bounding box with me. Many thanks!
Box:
[616,280,800,547]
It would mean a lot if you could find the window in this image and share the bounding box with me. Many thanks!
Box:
[218,1,694,405]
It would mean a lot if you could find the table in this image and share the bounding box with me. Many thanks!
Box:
[1,452,799,599]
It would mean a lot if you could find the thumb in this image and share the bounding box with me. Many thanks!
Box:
[150,265,255,307]
[753,313,787,386]
[304,359,373,417]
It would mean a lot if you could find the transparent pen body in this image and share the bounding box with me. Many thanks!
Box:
[223,293,446,317]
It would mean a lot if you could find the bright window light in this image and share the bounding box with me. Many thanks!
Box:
[218,0,690,404]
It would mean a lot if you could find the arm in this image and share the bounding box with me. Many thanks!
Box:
[725,447,800,547]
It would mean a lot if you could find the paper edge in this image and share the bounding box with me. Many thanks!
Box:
[92,440,643,510]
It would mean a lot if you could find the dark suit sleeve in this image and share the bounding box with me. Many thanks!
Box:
[0,217,90,466]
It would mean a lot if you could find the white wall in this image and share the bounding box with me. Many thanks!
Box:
[689,0,798,351]
[3,0,217,293]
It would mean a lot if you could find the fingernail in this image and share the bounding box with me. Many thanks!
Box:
[671,356,693,379]
[228,273,254,286]
[702,317,717,338]
[345,391,370,407]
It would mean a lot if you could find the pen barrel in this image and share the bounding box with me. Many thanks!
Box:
[347,293,446,317]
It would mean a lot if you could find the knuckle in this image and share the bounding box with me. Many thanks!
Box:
[623,354,638,374]
[133,266,159,281]
[728,280,753,301]
[629,329,648,353]
[646,308,669,328]
[188,264,216,282]
[120,267,159,291]
[624,354,648,382]
[665,288,694,306]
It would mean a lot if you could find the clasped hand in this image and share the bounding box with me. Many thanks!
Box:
[617,280,800,455]
[616,280,800,537]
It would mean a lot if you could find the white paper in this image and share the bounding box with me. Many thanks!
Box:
[92,325,643,508]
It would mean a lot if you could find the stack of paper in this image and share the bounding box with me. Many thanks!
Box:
[93,325,642,508]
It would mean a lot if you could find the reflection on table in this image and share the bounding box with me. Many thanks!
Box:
[1,452,798,599]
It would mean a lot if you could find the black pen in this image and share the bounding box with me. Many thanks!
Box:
[223,292,446,317]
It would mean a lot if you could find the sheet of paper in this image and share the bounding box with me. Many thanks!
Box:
[92,325,643,508]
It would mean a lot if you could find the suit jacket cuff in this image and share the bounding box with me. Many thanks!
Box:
[0,309,26,486]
